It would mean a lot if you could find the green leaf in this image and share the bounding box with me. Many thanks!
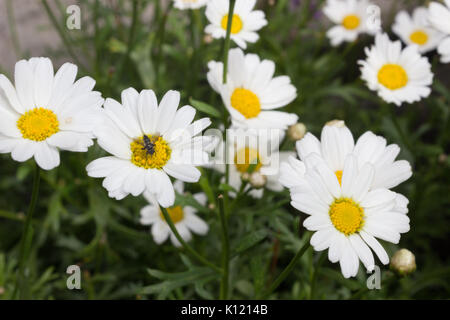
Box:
[233,229,269,256]
[142,267,217,299]
[250,255,266,296]
[189,98,222,118]
[219,183,237,193]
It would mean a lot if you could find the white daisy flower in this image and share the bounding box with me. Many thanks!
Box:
[279,122,411,278]
[392,7,445,53]
[173,0,208,10]
[204,0,267,49]
[428,0,450,63]
[280,121,412,191]
[0,57,104,170]
[140,180,209,247]
[86,89,213,208]
[323,0,376,46]
[358,33,433,106]
[207,48,298,130]
[213,128,294,198]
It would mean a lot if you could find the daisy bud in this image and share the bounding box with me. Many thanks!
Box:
[249,172,267,189]
[241,172,251,182]
[325,119,346,128]
[203,34,214,44]
[288,123,307,141]
[390,249,416,276]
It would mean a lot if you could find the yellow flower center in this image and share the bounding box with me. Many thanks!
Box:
[221,14,243,34]
[235,147,262,173]
[130,135,171,169]
[335,170,343,185]
[342,14,360,30]
[409,30,428,45]
[329,198,364,235]
[17,107,59,141]
[377,64,408,90]
[230,88,261,119]
[160,206,184,224]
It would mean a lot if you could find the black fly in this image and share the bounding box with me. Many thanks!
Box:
[141,134,156,156]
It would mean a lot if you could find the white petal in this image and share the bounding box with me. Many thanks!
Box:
[184,213,209,235]
[33,58,54,108]
[46,131,93,152]
[339,240,360,278]
[137,89,158,134]
[359,230,389,265]
[15,60,35,110]
[152,222,170,244]
[34,142,60,170]
[156,90,180,135]
[11,140,37,162]
[349,234,375,271]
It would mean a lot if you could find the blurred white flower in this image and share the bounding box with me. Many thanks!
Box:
[213,128,294,199]
[86,89,213,207]
[323,0,376,46]
[204,0,267,49]
[359,33,433,106]
[279,122,411,278]
[140,180,209,247]
[428,0,450,63]
[393,7,445,53]
[173,0,209,10]
[280,121,412,191]
[207,48,298,130]
[0,57,103,170]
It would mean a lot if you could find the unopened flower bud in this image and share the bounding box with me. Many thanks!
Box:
[390,248,416,276]
[241,172,250,182]
[438,153,447,164]
[249,172,267,189]
[203,34,213,44]
[288,123,307,141]
[325,119,346,128]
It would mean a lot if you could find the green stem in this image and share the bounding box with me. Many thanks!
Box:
[154,1,173,85]
[13,165,41,299]
[6,0,21,57]
[260,233,312,299]
[160,207,222,273]
[218,195,230,299]
[222,0,236,84]
[309,252,326,299]
[0,210,24,222]
[388,104,413,152]
[115,0,140,84]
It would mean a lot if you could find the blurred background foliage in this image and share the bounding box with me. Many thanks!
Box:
[0,0,449,299]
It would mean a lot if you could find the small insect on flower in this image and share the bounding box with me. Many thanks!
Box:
[141,134,157,156]
[87,89,214,208]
